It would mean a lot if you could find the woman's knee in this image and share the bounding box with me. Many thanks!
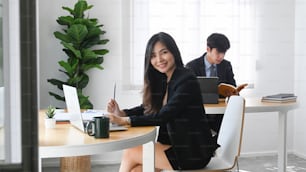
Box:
[130,165,142,172]
[122,146,143,161]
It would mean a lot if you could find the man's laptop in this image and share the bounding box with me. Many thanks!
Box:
[62,84,127,132]
[196,77,219,104]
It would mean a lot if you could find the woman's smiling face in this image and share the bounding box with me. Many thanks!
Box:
[150,41,176,78]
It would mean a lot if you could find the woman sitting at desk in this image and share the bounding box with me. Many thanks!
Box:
[107,32,218,171]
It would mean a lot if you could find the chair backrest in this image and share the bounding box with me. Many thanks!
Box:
[215,95,245,167]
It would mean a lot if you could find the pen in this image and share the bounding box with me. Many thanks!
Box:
[113,82,116,100]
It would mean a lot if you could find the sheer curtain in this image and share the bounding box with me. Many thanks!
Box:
[127,0,256,88]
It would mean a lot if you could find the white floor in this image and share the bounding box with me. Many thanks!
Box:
[42,154,306,172]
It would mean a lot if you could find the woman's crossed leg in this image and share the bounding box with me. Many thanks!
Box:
[119,142,173,172]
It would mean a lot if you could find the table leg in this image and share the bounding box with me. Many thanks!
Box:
[143,141,155,172]
[278,111,287,172]
[60,155,91,172]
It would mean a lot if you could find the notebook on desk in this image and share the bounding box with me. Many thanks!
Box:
[62,84,127,132]
[196,77,219,104]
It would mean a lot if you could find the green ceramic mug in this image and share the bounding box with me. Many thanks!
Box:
[86,116,109,138]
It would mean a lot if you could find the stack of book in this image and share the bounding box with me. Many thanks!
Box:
[261,93,297,103]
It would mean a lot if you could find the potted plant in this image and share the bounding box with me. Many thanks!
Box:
[45,105,56,129]
[47,0,109,109]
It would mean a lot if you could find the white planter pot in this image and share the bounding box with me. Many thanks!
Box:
[45,118,56,129]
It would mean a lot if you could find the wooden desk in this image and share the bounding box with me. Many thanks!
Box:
[38,111,157,172]
[204,97,299,172]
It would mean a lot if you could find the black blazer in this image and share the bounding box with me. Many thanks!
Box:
[124,67,218,170]
[185,53,236,86]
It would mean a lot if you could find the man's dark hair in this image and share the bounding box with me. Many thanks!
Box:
[207,33,230,53]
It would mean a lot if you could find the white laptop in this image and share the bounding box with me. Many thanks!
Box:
[62,84,127,132]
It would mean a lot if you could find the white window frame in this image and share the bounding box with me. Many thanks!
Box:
[123,0,257,91]
[2,0,21,163]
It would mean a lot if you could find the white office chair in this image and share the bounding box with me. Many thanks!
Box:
[164,95,245,172]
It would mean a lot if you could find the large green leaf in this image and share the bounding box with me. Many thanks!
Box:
[82,49,97,60]
[86,27,102,39]
[95,56,104,64]
[97,39,110,45]
[82,64,103,71]
[67,24,88,44]
[90,18,98,23]
[67,56,79,66]
[68,75,82,85]
[67,74,88,90]
[81,37,107,48]
[59,58,79,78]
[58,69,70,77]
[47,79,66,90]
[62,6,74,15]
[74,18,92,27]
[57,16,74,26]
[63,48,77,59]
[78,74,89,89]
[74,1,92,18]
[74,1,86,18]
[96,24,104,28]
[54,31,71,43]
[79,94,93,109]
[49,92,65,102]
[93,49,109,55]
[62,42,81,58]
[59,60,75,76]
[83,56,103,66]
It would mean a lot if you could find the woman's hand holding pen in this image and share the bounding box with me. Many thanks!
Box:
[107,99,126,117]
[107,99,130,125]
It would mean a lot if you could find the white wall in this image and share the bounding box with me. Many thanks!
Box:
[239,0,296,156]
[38,0,305,165]
[294,0,306,159]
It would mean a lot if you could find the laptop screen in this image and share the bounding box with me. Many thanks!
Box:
[196,77,219,104]
[63,84,85,132]
[63,84,81,114]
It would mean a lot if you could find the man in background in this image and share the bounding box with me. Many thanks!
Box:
[186,33,237,136]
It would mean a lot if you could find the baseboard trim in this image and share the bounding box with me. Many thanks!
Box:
[291,150,306,159]
[240,151,280,157]
[240,150,306,158]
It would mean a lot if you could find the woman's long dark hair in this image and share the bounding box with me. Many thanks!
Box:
[143,32,184,114]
